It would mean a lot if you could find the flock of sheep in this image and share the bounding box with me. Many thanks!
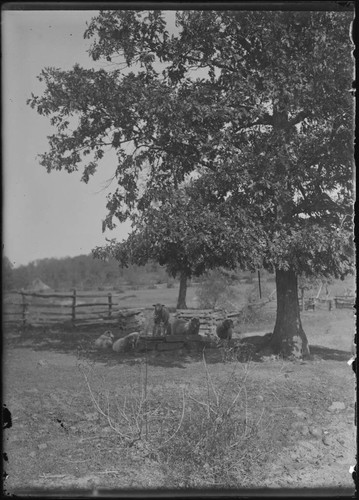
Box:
[94,303,235,353]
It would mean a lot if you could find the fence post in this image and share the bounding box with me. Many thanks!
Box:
[108,292,112,318]
[72,289,77,325]
[21,291,28,326]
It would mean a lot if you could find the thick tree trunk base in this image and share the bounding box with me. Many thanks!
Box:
[267,269,310,360]
[269,325,310,359]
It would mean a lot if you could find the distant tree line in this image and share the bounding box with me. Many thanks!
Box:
[2,255,267,293]
[2,255,169,291]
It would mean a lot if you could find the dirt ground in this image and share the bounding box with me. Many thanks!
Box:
[2,308,356,495]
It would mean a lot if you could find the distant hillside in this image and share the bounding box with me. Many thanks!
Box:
[3,254,169,291]
[3,254,275,293]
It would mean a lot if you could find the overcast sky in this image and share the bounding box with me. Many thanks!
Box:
[2,9,135,267]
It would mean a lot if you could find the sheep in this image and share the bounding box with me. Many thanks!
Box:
[153,303,170,336]
[216,319,234,340]
[169,317,200,336]
[112,332,141,353]
[94,330,115,349]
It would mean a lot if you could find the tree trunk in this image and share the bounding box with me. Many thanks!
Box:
[177,272,188,309]
[269,268,310,359]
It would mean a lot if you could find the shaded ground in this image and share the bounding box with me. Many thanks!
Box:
[3,308,356,494]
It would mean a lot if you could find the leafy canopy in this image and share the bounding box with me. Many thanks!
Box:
[94,184,265,278]
[28,10,354,279]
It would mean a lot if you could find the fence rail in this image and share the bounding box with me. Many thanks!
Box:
[3,290,119,327]
[3,289,355,328]
[334,296,355,309]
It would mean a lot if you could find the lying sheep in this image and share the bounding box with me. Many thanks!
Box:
[216,319,234,340]
[168,317,200,336]
[94,330,114,349]
[112,332,141,353]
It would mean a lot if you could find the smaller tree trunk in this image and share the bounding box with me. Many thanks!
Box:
[269,268,310,359]
[177,271,188,309]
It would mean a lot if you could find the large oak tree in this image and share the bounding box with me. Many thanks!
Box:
[28,9,354,358]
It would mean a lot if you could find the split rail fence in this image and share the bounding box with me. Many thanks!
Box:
[3,290,142,328]
[3,290,355,328]
[298,296,354,311]
[176,308,243,336]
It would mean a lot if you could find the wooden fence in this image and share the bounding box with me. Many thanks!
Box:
[3,290,144,328]
[298,296,354,311]
[333,296,355,310]
[176,309,230,336]
[3,289,354,328]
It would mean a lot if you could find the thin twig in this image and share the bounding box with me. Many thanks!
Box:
[97,471,120,474]
[225,385,243,416]
[256,406,265,429]
[225,362,250,417]
[202,351,219,407]
[78,436,102,442]
[188,394,216,415]
[145,349,148,441]
[160,387,186,445]
[40,474,67,478]
[58,457,92,463]
[243,385,248,438]
[83,372,131,440]
[117,408,132,426]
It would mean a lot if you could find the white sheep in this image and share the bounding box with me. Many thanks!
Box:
[112,332,141,353]
[94,330,115,349]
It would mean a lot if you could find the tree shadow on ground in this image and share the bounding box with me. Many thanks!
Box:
[309,344,351,361]
[4,326,248,367]
[5,327,352,367]
[4,327,192,368]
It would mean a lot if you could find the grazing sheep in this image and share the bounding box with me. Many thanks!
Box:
[112,332,140,353]
[153,304,170,336]
[216,319,234,340]
[94,330,115,349]
[169,317,200,336]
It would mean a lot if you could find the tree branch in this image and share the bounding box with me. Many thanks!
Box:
[288,110,310,127]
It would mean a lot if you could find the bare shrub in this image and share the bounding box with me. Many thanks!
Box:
[158,355,263,486]
[78,352,268,487]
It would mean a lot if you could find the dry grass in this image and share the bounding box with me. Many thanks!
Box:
[77,351,272,488]
[3,304,355,491]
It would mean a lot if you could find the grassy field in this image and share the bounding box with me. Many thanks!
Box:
[3,297,356,493]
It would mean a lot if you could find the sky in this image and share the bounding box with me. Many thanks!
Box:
[2,9,134,267]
